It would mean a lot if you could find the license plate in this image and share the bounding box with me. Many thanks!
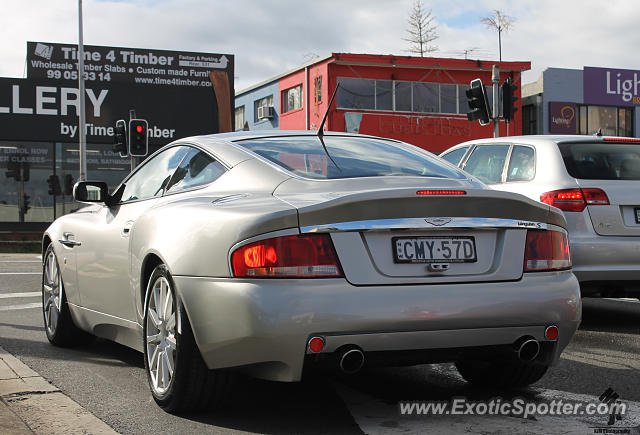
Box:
[392,236,477,264]
[635,207,640,224]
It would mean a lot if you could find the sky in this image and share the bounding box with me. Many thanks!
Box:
[2,0,640,92]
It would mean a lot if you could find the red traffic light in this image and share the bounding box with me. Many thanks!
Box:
[136,125,144,133]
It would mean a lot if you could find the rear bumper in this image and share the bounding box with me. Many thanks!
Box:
[173,272,581,382]
[570,234,640,287]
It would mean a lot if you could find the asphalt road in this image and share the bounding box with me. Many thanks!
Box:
[0,253,638,434]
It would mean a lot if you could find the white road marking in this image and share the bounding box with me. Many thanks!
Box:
[334,365,640,435]
[0,302,41,311]
[604,298,639,303]
[0,273,40,275]
[0,292,40,299]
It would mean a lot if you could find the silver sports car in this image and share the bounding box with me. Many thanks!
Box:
[42,131,581,412]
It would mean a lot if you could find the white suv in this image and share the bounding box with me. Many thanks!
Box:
[441,135,640,297]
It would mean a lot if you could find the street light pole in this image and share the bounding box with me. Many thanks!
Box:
[78,0,87,181]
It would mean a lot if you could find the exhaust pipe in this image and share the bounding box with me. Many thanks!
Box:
[515,337,541,362]
[338,348,365,374]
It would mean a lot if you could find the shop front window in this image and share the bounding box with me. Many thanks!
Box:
[578,105,634,137]
[1,142,54,223]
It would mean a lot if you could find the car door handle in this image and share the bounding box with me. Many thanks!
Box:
[122,221,134,237]
[59,232,81,248]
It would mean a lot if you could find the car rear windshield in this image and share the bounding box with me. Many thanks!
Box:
[558,142,640,180]
[236,136,466,180]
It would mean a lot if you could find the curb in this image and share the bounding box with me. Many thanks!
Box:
[0,345,118,435]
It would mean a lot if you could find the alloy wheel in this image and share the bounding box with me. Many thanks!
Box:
[43,250,62,336]
[146,276,177,395]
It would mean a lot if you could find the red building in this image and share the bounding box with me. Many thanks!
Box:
[235,53,530,153]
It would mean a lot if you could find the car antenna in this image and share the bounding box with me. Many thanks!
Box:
[317,84,341,171]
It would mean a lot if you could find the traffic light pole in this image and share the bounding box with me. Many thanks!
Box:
[78,0,88,181]
[492,65,500,138]
[130,109,137,172]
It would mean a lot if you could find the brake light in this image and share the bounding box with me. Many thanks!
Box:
[603,137,640,142]
[524,230,571,272]
[540,188,609,212]
[416,190,466,195]
[231,234,343,278]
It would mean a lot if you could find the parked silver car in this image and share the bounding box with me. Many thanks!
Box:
[441,135,640,297]
[42,131,580,412]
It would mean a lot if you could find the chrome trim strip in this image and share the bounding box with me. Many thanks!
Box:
[301,217,566,234]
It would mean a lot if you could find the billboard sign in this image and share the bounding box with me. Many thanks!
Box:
[0,42,234,145]
[549,102,577,134]
[584,66,640,107]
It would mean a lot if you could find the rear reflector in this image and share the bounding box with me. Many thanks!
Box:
[231,234,343,278]
[524,230,571,272]
[540,188,609,212]
[416,190,466,195]
[545,325,559,341]
[308,336,325,353]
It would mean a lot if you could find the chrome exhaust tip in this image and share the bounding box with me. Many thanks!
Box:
[515,338,541,362]
[339,348,365,374]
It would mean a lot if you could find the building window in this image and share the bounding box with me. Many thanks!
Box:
[235,106,245,130]
[522,104,537,134]
[338,77,487,116]
[282,85,303,113]
[337,77,375,110]
[314,76,322,104]
[578,105,633,137]
[254,95,273,122]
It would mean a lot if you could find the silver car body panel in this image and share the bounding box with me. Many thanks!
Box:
[42,131,581,381]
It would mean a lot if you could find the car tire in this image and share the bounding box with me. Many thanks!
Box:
[143,264,231,413]
[455,359,549,388]
[42,244,92,346]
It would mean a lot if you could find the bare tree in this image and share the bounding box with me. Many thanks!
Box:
[404,0,438,56]
[481,10,515,61]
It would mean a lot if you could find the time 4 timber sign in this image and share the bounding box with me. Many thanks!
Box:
[0,42,234,145]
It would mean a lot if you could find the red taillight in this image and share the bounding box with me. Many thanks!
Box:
[524,230,571,272]
[231,234,343,278]
[416,190,466,195]
[540,188,609,212]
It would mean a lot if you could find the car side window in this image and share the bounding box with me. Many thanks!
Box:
[506,146,536,182]
[440,146,470,166]
[462,144,510,184]
[120,146,191,203]
[165,147,226,194]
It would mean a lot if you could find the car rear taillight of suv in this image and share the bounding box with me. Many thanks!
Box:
[540,188,609,212]
[523,230,571,272]
[231,234,343,278]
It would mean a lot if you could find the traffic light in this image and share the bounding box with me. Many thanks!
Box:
[47,175,61,195]
[22,194,31,216]
[129,119,148,157]
[466,79,492,125]
[502,77,518,123]
[64,174,74,196]
[113,119,128,157]
[5,161,21,181]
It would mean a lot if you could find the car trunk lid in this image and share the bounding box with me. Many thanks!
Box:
[274,177,564,285]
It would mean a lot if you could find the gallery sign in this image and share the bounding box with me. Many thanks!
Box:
[584,66,640,106]
[0,42,234,145]
[548,102,577,134]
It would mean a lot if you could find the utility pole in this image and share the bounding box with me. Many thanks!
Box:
[492,64,500,138]
[78,0,87,181]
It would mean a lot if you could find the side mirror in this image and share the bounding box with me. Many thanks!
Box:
[73,181,109,204]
